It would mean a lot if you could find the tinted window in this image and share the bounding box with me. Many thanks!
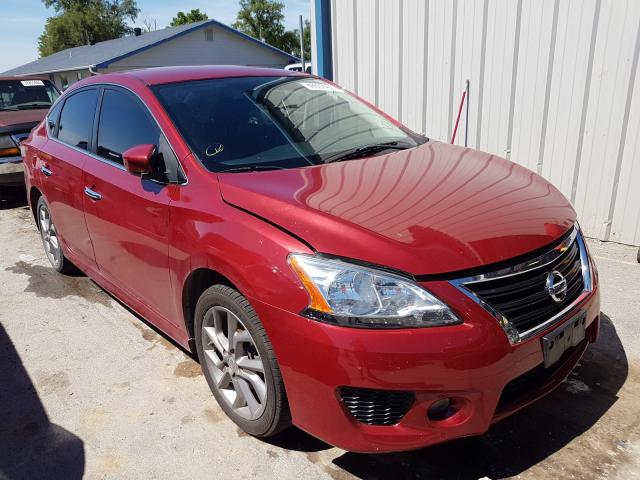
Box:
[57,89,98,150]
[97,89,159,165]
[152,77,425,173]
[47,101,63,137]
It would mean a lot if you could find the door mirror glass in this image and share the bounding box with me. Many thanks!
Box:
[122,144,156,175]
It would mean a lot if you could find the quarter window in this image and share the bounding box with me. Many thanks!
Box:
[97,89,159,165]
[57,89,98,150]
[47,101,63,137]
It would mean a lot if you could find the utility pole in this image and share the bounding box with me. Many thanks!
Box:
[299,15,305,72]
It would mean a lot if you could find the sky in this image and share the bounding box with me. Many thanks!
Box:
[0,0,311,72]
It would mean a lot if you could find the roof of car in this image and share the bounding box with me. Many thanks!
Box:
[131,65,306,85]
[75,65,308,88]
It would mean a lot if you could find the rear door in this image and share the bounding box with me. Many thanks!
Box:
[39,88,98,268]
[82,86,182,326]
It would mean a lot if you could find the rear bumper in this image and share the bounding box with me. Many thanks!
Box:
[0,157,24,186]
[251,281,600,453]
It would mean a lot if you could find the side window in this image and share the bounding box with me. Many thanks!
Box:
[97,88,184,183]
[47,101,63,137]
[97,89,159,165]
[57,89,98,150]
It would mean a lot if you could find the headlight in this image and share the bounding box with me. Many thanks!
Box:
[288,254,461,328]
[0,134,19,157]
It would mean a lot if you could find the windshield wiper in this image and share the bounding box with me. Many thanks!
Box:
[0,106,19,111]
[218,165,285,173]
[325,141,412,163]
[16,103,52,110]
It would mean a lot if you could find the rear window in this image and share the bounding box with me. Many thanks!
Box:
[0,80,60,111]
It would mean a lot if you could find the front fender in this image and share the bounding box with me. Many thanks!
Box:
[168,176,314,343]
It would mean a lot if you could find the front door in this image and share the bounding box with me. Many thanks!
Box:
[82,87,180,326]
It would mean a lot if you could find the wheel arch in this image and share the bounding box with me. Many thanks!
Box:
[182,267,239,347]
[29,186,42,228]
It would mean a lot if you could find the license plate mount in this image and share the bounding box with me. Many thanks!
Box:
[542,311,587,368]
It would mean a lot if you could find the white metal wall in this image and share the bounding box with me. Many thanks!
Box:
[322,0,640,246]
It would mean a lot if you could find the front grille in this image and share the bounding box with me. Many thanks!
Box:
[339,387,414,426]
[463,236,585,334]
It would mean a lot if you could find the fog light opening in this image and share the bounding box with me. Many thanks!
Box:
[427,398,458,421]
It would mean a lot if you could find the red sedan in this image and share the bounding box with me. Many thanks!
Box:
[22,66,600,453]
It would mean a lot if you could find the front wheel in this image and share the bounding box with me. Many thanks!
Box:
[194,284,291,437]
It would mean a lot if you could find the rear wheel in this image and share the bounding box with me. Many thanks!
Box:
[37,196,73,273]
[194,284,291,437]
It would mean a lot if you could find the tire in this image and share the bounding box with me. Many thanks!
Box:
[194,284,291,437]
[36,196,74,273]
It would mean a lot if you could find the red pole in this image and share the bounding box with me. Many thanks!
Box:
[450,88,467,144]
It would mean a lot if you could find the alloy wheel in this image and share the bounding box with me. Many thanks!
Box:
[201,306,267,420]
[38,203,61,268]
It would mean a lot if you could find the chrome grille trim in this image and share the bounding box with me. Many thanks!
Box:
[449,226,592,344]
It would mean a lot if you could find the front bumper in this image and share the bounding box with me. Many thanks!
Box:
[251,279,600,453]
[0,156,25,187]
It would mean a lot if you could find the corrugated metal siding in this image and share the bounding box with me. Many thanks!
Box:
[324,0,640,245]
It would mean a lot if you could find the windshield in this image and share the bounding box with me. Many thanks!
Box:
[0,79,60,111]
[152,76,425,172]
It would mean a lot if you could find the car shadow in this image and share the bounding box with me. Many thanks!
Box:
[0,324,85,479]
[0,186,28,209]
[330,313,627,479]
[264,426,333,453]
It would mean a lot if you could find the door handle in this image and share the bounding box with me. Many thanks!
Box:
[40,166,52,177]
[84,187,102,201]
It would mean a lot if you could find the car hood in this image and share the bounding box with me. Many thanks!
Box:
[218,141,576,276]
[0,109,47,128]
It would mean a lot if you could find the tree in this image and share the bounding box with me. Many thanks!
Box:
[232,0,287,49]
[232,0,309,60]
[170,9,208,27]
[286,19,311,60]
[142,16,158,32]
[38,0,139,57]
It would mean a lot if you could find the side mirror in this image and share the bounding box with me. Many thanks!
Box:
[122,144,156,175]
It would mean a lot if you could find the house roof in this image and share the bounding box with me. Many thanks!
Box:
[3,19,298,76]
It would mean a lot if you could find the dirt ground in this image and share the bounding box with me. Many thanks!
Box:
[1,186,639,480]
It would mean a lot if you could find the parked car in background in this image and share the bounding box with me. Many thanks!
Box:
[0,77,60,192]
[22,66,600,453]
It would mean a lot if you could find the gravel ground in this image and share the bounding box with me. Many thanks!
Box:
[1,187,639,480]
